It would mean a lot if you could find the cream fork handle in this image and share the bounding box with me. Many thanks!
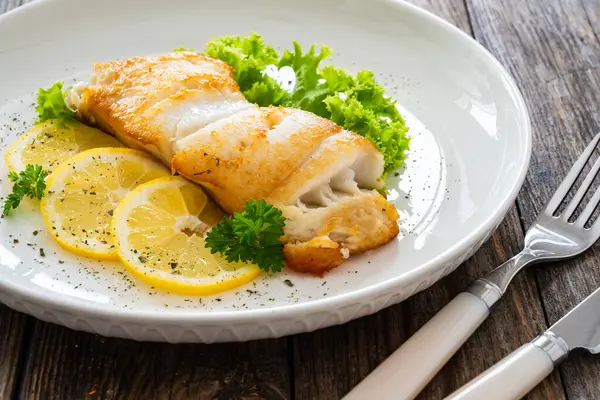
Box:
[445,343,555,400]
[343,292,490,400]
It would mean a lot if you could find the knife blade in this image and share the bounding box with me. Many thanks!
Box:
[548,286,600,354]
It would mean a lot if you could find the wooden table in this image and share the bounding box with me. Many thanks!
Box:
[1,0,600,398]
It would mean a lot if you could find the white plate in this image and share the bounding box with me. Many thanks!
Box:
[0,0,531,343]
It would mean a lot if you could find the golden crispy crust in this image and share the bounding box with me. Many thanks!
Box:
[283,238,344,276]
[77,52,240,162]
[172,106,343,213]
[279,191,399,275]
[321,192,399,254]
[283,205,399,276]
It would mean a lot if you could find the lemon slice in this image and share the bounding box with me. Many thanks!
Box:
[112,176,262,296]
[40,148,170,259]
[4,119,123,172]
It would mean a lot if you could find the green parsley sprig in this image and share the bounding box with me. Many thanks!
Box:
[2,165,49,217]
[205,199,286,273]
[35,82,75,126]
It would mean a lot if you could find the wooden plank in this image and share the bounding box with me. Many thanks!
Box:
[0,307,29,399]
[19,321,291,399]
[409,0,472,33]
[467,0,600,398]
[293,2,565,399]
[0,0,33,14]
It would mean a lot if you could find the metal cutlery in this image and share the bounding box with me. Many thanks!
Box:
[344,133,600,400]
[446,285,600,399]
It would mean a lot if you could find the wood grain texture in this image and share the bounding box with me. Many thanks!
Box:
[19,321,290,400]
[467,0,600,398]
[0,307,29,399]
[293,2,564,399]
[409,0,472,33]
[0,0,32,14]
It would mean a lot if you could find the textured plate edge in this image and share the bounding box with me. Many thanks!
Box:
[0,211,506,343]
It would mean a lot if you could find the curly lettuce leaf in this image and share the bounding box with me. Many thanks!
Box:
[278,42,333,114]
[321,68,410,170]
[35,82,75,126]
[205,33,288,105]
[205,33,410,173]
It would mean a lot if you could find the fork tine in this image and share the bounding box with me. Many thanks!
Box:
[576,183,600,227]
[545,133,600,215]
[563,155,600,220]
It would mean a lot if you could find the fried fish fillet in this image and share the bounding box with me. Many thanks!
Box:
[68,51,400,275]
[67,52,255,163]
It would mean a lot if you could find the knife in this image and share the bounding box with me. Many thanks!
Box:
[445,286,600,400]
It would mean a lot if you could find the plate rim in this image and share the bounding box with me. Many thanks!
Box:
[0,0,532,329]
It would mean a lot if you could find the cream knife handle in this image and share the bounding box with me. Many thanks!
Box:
[343,292,490,400]
[445,342,556,400]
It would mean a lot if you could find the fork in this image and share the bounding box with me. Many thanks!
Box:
[344,133,600,400]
